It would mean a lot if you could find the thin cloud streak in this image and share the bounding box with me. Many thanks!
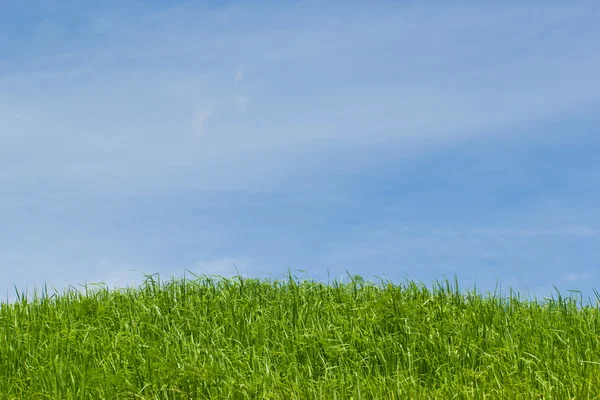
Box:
[2,3,598,196]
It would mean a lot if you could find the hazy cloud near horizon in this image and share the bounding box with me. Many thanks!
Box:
[1,1,599,303]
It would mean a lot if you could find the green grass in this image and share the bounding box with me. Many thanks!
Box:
[1,272,599,399]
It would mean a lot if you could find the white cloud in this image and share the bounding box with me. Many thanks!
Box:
[194,256,252,278]
[234,65,244,84]
[0,244,255,303]
[231,94,249,112]
[2,258,147,304]
[563,270,597,282]
[197,107,213,130]
[194,94,249,133]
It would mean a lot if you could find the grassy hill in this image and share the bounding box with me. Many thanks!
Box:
[1,273,599,399]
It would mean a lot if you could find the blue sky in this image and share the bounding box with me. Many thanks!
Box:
[1,1,599,303]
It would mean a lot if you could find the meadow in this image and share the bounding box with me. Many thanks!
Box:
[1,272,599,399]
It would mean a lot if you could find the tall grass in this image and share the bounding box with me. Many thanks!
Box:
[1,272,599,399]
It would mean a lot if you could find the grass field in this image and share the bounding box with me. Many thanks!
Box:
[1,272,599,399]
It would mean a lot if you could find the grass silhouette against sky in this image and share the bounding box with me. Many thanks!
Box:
[2,273,600,398]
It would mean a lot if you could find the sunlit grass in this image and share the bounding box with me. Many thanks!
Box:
[1,272,599,399]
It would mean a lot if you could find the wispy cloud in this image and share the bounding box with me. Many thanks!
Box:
[467,226,598,238]
[195,95,249,132]
[234,65,245,84]
[1,1,599,304]
[197,108,214,130]
[194,257,253,278]
[2,2,598,197]
[230,94,249,112]
[563,270,597,283]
